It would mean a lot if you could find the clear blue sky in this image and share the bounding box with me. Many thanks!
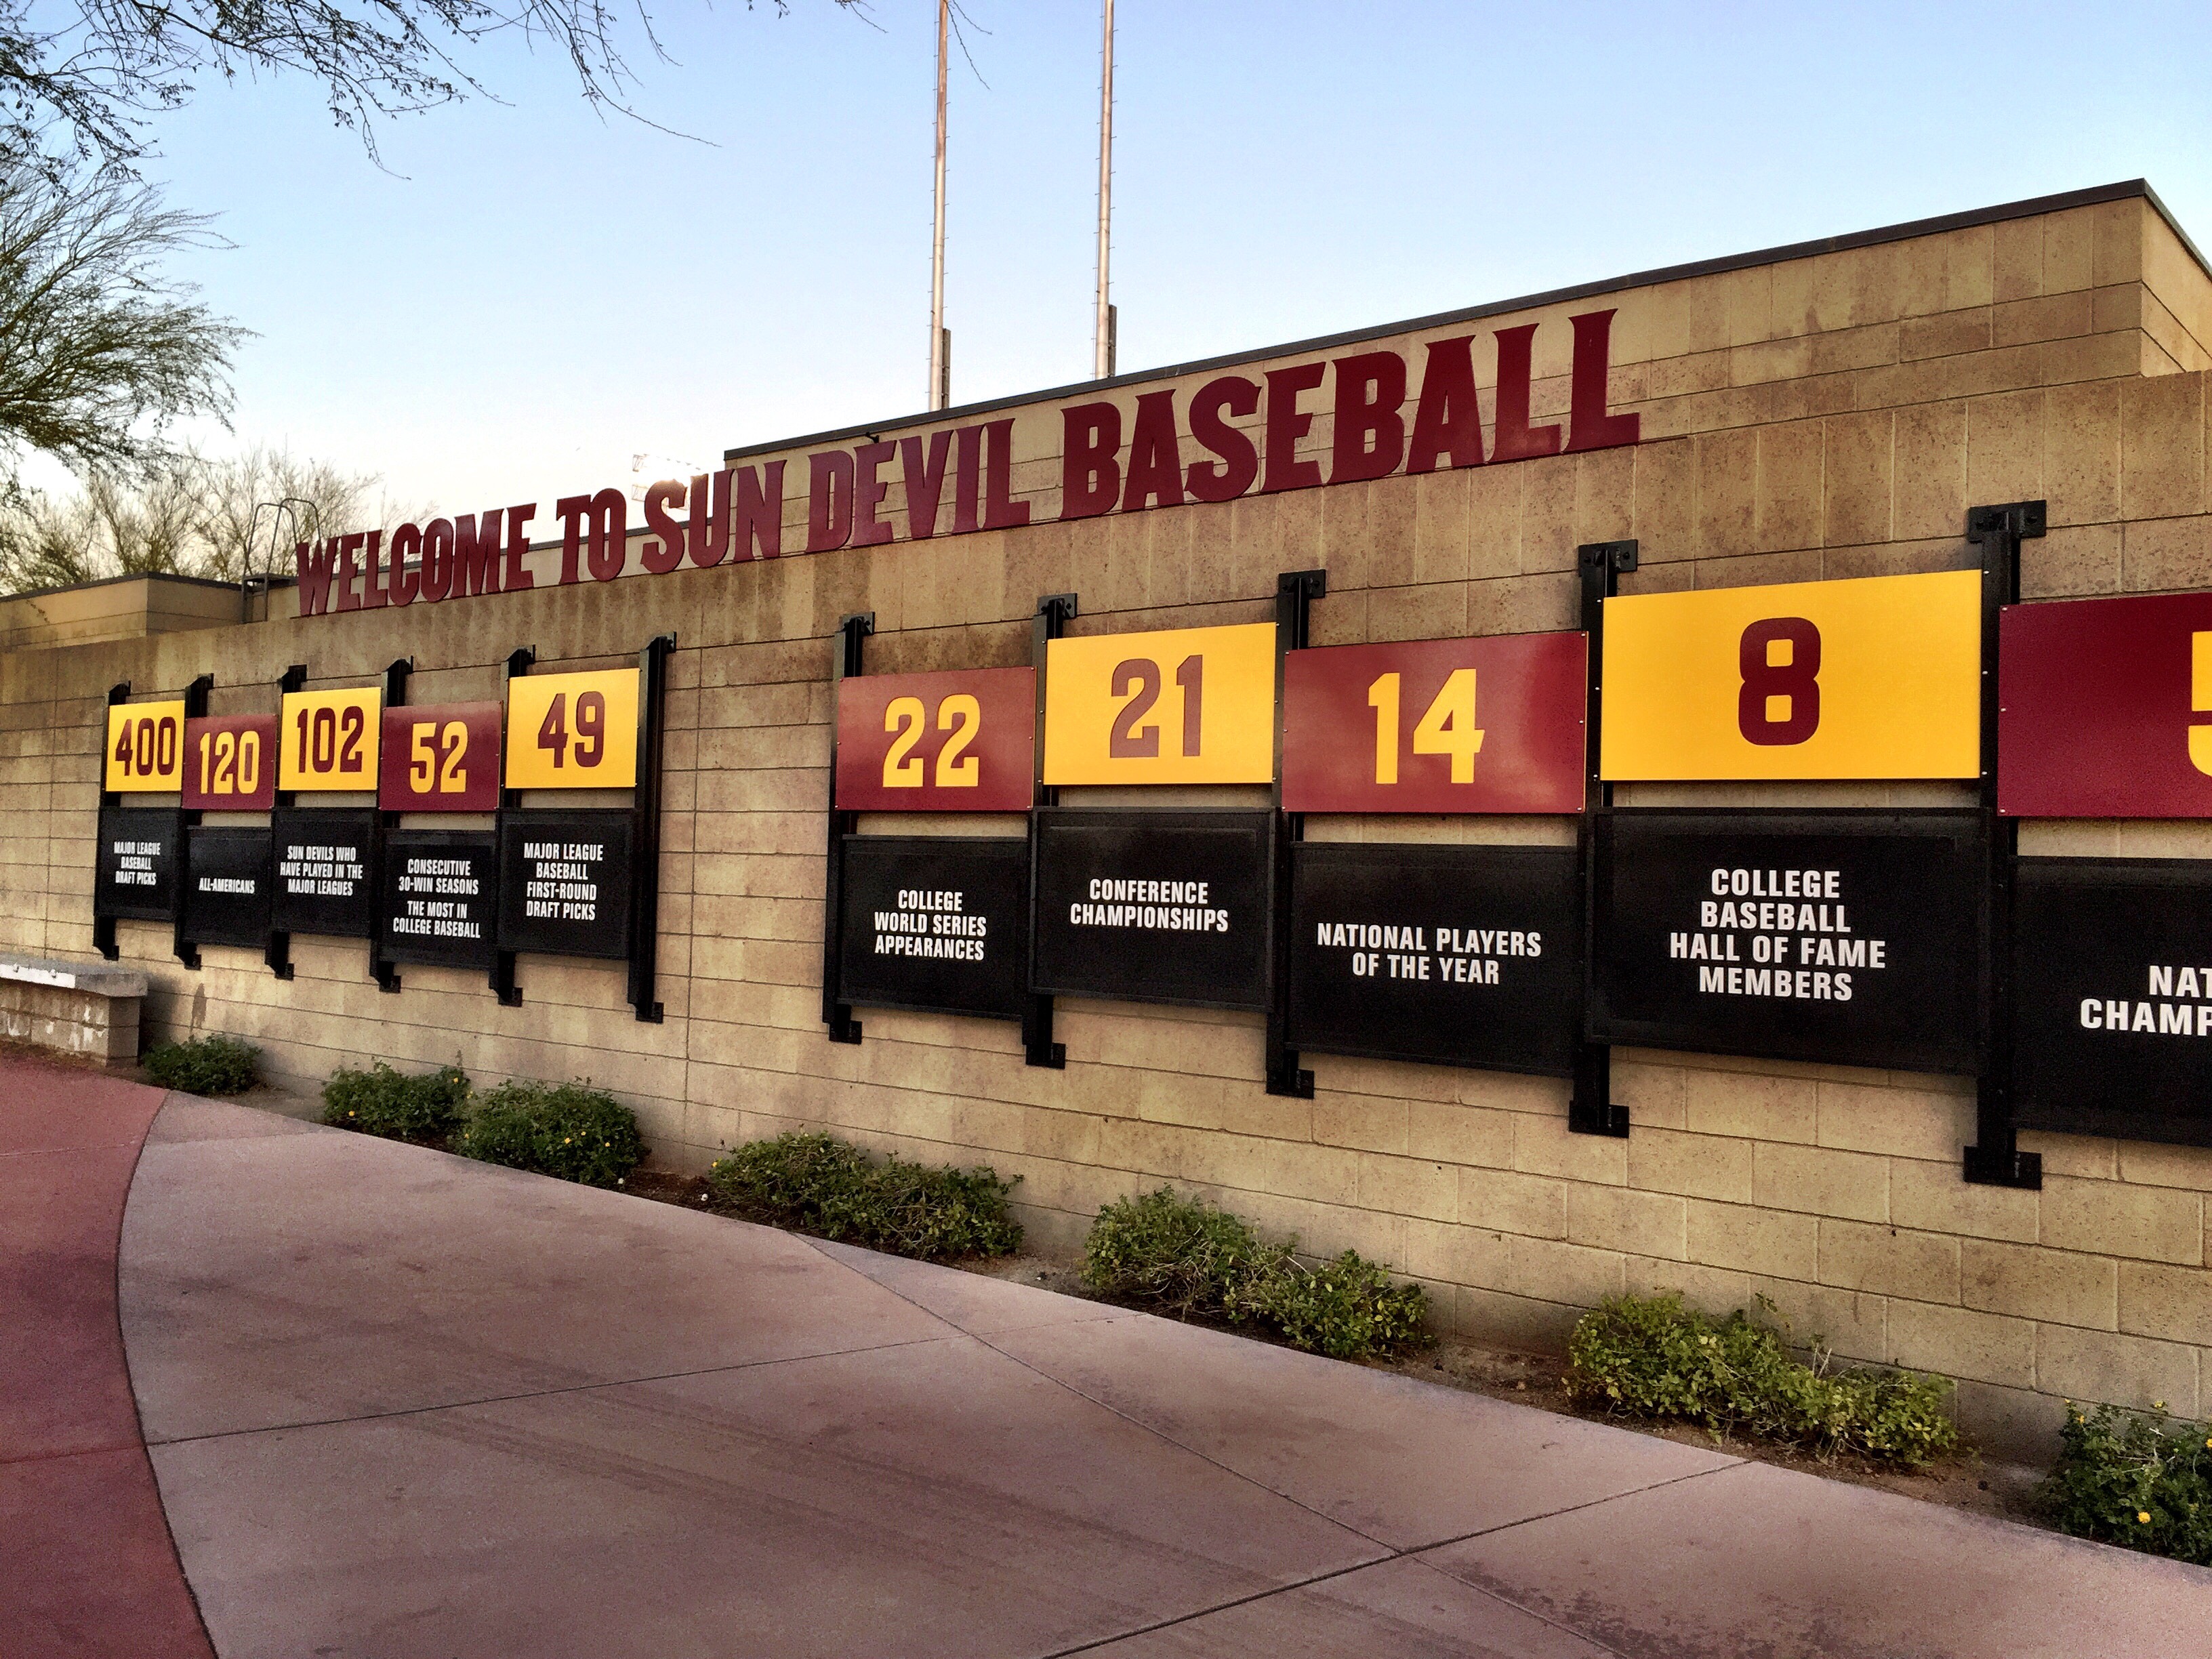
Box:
[121,0,2212,524]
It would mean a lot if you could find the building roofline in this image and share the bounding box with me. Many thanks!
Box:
[726,179,2200,464]
[0,569,249,605]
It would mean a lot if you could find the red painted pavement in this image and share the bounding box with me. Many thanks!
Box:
[0,1058,214,1658]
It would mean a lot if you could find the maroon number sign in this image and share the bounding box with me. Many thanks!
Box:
[836,667,1036,812]
[377,702,503,812]
[182,714,277,811]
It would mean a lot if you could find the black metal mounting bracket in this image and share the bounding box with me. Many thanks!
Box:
[171,675,213,971]
[1570,541,1636,1137]
[94,681,130,961]
[822,613,875,1045]
[491,647,537,1006]
[1023,592,1080,1067]
[1964,501,2046,1189]
[628,633,677,1023]
[1265,569,1327,1099]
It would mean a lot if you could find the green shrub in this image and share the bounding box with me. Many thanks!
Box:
[706,1131,1021,1260]
[1565,1292,1957,1465]
[321,1062,470,1143]
[2041,1402,2212,1565]
[144,1033,259,1094]
[451,1080,647,1188]
[1082,1187,1429,1359]
[1082,1187,1288,1319]
[1231,1250,1431,1359]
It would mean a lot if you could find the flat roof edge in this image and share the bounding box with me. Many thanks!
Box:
[726,179,2198,464]
[0,569,249,605]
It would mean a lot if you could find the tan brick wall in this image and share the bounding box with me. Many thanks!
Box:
[9,191,2212,1460]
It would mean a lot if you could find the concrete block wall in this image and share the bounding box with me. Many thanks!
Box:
[7,190,2212,1460]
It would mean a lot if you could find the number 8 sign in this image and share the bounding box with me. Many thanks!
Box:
[1599,571,1982,781]
[504,669,640,790]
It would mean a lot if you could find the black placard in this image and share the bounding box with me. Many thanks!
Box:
[497,812,634,960]
[1031,808,1272,1011]
[270,807,380,939]
[182,826,272,947]
[95,806,182,922]
[1287,842,1582,1077]
[1591,810,1984,1073]
[837,835,1030,1021]
[379,830,497,968]
[2012,859,2212,1148]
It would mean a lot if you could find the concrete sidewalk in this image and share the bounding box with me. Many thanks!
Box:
[7,1062,2210,1656]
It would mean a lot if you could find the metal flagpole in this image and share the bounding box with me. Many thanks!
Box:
[929,0,950,411]
[1092,0,1115,381]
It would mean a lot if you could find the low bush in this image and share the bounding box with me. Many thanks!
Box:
[2041,1402,2212,1565]
[144,1033,259,1094]
[706,1131,1021,1261]
[1565,1291,1957,1465]
[321,1062,470,1143]
[452,1080,647,1189]
[1083,1187,1429,1360]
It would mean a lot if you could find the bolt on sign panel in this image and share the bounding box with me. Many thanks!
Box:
[1286,842,1582,1076]
[504,670,639,790]
[836,668,1036,812]
[1043,623,1275,785]
[378,702,503,813]
[1031,808,1273,1010]
[181,715,276,811]
[270,807,379,938]
[182,826,272,947]
[837,836,1031,1020]
[1999,592,2212,817]
[94,806,182,921]
[279,687,383,792]
[379,830,497,968]
[1599,571,1982,780]
[1591,810,1986,1073]
[495,811,634,959]
[104,701,188,793]
[1282,632,1586,814]
[2011,859,2212,1149]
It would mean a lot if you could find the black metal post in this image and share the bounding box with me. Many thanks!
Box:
[1023,593,1078,1067]
[363,660,403,991]
[171,674,213,970]
[822,613,874,1044]
[1265,569,1326,1099]
[1570,540,1637,1137]
[1963,500,2047,1189]
[629,634,676,1022]
[94,681,130,960]
[492,647,535,1006]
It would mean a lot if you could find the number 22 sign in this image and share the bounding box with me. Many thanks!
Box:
[1599,571,1982,781]
[504,670,639,790]
[836,666,1036,811]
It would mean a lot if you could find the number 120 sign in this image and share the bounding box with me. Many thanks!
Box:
[1600,571,1981,781]
[504,669,639,789]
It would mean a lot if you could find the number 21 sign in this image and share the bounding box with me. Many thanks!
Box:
[1600,571,1981,781]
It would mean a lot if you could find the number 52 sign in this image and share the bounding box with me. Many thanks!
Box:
[1600,571,1982,781]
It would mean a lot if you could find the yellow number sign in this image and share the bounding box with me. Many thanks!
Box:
[1044,622,1276,785]
[104,700,187,792]
[280,687,383,790]
[1600,570,1980,780]
[504,669,640,789]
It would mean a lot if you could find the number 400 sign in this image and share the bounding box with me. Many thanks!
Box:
[504,669,640,790]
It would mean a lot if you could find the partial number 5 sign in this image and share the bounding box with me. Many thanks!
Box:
[504,670,639,789]
[1600,571,1982,781]
[836,667,1036,811]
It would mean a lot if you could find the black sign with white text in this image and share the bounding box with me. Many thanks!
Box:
[2012,858,2212,1148]
[1287,842,1582,1076]
[95,806,183,922]
[1591,811,1984,1073]
[270,806,379,938]
[838,836,1029,1020]
[379,830,497,968]
[497,812,634,959]
[182,825,271,947]
[1031,809,1272,1010]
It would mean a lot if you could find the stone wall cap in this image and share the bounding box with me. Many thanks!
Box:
[0,953,147,998]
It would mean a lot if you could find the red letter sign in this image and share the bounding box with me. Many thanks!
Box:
[1282,632,1586,813]
[182,714,277,811]
[2001,592,2212,817]
[377,702,504,813]
[836,667,1036,812]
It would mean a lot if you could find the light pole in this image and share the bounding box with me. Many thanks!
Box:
[1092,0,1115,381]
[928,0,951,410]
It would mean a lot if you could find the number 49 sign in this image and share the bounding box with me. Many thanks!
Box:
[504,669,639,789]
[1600,571,1982,781]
